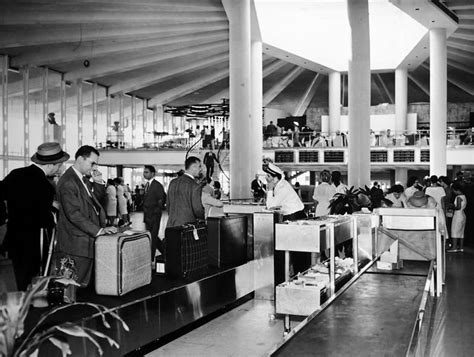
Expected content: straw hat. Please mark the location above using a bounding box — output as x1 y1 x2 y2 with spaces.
31 142 70 165
407 191 428 208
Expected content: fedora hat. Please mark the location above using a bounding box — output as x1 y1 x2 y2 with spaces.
31 142 70 165
407 190 428 208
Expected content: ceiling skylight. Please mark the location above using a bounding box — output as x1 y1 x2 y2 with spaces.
254 0 428 72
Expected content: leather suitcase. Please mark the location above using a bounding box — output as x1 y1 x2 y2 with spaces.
207 215 247 268
95 231 152 296
165 223 208 279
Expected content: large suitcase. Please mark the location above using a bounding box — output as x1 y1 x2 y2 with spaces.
207 215 247 268
165 223 208 279
95 231 152 296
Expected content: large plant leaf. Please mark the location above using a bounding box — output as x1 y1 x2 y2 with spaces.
48 337 72 357
83 328 119 349
54 326 103 355
107 311 130 332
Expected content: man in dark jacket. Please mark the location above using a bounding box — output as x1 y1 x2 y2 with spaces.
166 156 204 227
203 150 218 180
55 145 117 287
143 165 166 257
1 142 69 290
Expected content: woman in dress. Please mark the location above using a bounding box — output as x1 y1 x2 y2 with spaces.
313 170 336 217
105 179 117 226
385 184 407 208
449 182 467 253
115 177 130 227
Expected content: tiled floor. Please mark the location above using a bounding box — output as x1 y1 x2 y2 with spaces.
147 299 285 357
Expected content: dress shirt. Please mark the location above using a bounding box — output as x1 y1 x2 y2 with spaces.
266 179 304 215
332 183 348 195
32 162 48 176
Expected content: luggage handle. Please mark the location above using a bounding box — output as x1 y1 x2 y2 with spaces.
184 224 200 241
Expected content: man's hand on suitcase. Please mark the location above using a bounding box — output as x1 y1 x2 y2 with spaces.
102 226 118 235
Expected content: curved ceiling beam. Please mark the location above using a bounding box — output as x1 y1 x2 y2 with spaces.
459 19 474 28
0 21 228 48
6 0 222 11
0 7 226 25
374 74 394 104
447 37 474 51
450 28 474 41
263 66 305 106
148 68 229 107
12 30 228 67
109 52 229 95
407 72 429 97
447 45 472 60
64 40 228 81
456 9 474 20
420 62 474 95
446 1 474 11
201 59 288 103
293 73 323 116
447 58 474 75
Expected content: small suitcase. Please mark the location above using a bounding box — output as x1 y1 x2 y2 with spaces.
165 223 208 279
207 215 247 268
95 231 152 296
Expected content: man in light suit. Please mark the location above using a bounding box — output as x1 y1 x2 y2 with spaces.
166 156 204 227
1 142 69 290
143 165 166 257
55 145 117 287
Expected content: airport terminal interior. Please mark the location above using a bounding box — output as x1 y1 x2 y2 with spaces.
1 0 474 356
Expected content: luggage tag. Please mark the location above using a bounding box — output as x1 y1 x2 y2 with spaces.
191 225 200 241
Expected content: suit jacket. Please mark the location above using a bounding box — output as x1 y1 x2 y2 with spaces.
166 174 204 227
143 179 166 226
56 167 106 259
1 165 55 253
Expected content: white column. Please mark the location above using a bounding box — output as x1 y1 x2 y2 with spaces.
394 167 408 186
42 67 49 142
347 0 371 188
430 28 447 176
92 83 98 146
250 39 263 179
222 0 252 199
329 71 341 133
395 67 408 133
2 56 9 177
22 67 29 164
77 80 83 148
60 78 67 150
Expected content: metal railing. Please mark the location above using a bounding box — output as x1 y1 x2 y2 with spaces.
96 128 474 152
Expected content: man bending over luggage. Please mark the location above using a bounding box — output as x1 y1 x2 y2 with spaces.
55 145 117 287
166 156 205 227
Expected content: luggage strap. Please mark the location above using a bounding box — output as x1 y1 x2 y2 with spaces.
184 224 200 241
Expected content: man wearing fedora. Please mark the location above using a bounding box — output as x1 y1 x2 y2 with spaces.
0 142 69 290
55 145 117 287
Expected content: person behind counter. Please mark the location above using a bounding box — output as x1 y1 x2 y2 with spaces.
263 163 306 221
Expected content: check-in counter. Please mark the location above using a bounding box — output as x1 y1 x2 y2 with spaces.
223 203 284 300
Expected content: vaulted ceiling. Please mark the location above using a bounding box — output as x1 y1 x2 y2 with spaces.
0 0 473 114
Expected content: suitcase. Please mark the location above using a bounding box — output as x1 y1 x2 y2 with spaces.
165 223 208 279
95 231 152 296
207 215 247 268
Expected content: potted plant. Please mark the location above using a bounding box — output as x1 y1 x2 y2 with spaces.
0 277 129 357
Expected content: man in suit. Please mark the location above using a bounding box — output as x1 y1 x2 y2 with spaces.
55 145 117 287
1 142 69 290
143 165 166 257
166 156 204 227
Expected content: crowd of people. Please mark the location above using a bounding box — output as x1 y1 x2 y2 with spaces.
0 143 227 291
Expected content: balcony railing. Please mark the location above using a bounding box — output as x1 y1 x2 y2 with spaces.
97 128 474 152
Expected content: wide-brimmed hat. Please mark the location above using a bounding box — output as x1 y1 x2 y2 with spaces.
407 191 428 208
31 142 70 164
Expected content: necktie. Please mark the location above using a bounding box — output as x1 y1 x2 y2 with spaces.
144 181 150 193
83 176 101 215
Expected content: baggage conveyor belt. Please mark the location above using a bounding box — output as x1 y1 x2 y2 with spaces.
271 260 431 356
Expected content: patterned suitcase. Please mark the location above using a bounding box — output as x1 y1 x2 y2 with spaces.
165 223 208 279
95 231 152 296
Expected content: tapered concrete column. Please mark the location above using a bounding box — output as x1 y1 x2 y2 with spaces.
430 28 447 176
329 71 341 133
347 0 371 188
222 0 252 199
250 39 263 179
395 67 408 133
